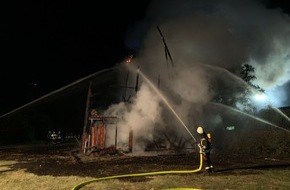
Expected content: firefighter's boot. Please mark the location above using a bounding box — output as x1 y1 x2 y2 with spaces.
210 165 214 173
205 166 212 173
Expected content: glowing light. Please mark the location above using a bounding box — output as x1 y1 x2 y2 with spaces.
125 55 133 64
254 93 267 101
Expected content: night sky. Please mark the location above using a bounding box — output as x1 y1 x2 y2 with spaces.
1 0 290 115
0 1 151 114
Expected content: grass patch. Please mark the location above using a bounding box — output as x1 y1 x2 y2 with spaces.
1 166 288 190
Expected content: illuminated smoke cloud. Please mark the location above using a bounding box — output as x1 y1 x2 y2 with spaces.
128 0 290 107
105 84 163 152
106 0 290 152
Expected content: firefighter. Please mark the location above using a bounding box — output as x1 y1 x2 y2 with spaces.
51 131 58 144
197 126 214 173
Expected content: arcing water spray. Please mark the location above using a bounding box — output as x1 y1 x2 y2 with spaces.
136 67 197 142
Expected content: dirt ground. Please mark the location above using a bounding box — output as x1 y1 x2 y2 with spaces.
0 142 290 179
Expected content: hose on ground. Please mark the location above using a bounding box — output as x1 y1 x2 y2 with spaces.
71 153 203 190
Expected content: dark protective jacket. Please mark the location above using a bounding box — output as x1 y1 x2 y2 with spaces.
200 133 211 153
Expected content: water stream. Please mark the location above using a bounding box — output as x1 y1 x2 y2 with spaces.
136 68 197 142
203 63 290 124
269 105 290 123
211 102 290 133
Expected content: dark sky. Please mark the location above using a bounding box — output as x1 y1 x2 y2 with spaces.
0 0 290 115
0 1 151 114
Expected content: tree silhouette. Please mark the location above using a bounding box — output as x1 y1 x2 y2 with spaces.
240 64 264 93
238 64 264 113
212 64 264 113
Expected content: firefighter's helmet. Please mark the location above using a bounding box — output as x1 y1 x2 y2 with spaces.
197 126 204 134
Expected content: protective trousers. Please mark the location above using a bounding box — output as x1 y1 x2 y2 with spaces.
203 152 214 173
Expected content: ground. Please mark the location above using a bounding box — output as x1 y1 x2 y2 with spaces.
0 141 290 179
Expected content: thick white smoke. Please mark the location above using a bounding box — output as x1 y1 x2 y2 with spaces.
134 0 290 107
105 83 164 152
105 0 290 153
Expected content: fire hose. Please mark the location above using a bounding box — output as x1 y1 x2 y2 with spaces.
71 153 203 190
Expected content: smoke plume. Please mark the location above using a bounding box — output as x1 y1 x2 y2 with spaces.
106 0 290 153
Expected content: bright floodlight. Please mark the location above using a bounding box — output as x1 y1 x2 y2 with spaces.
254 93 267 101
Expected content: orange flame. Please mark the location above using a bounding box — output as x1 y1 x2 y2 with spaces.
125 55 133 64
